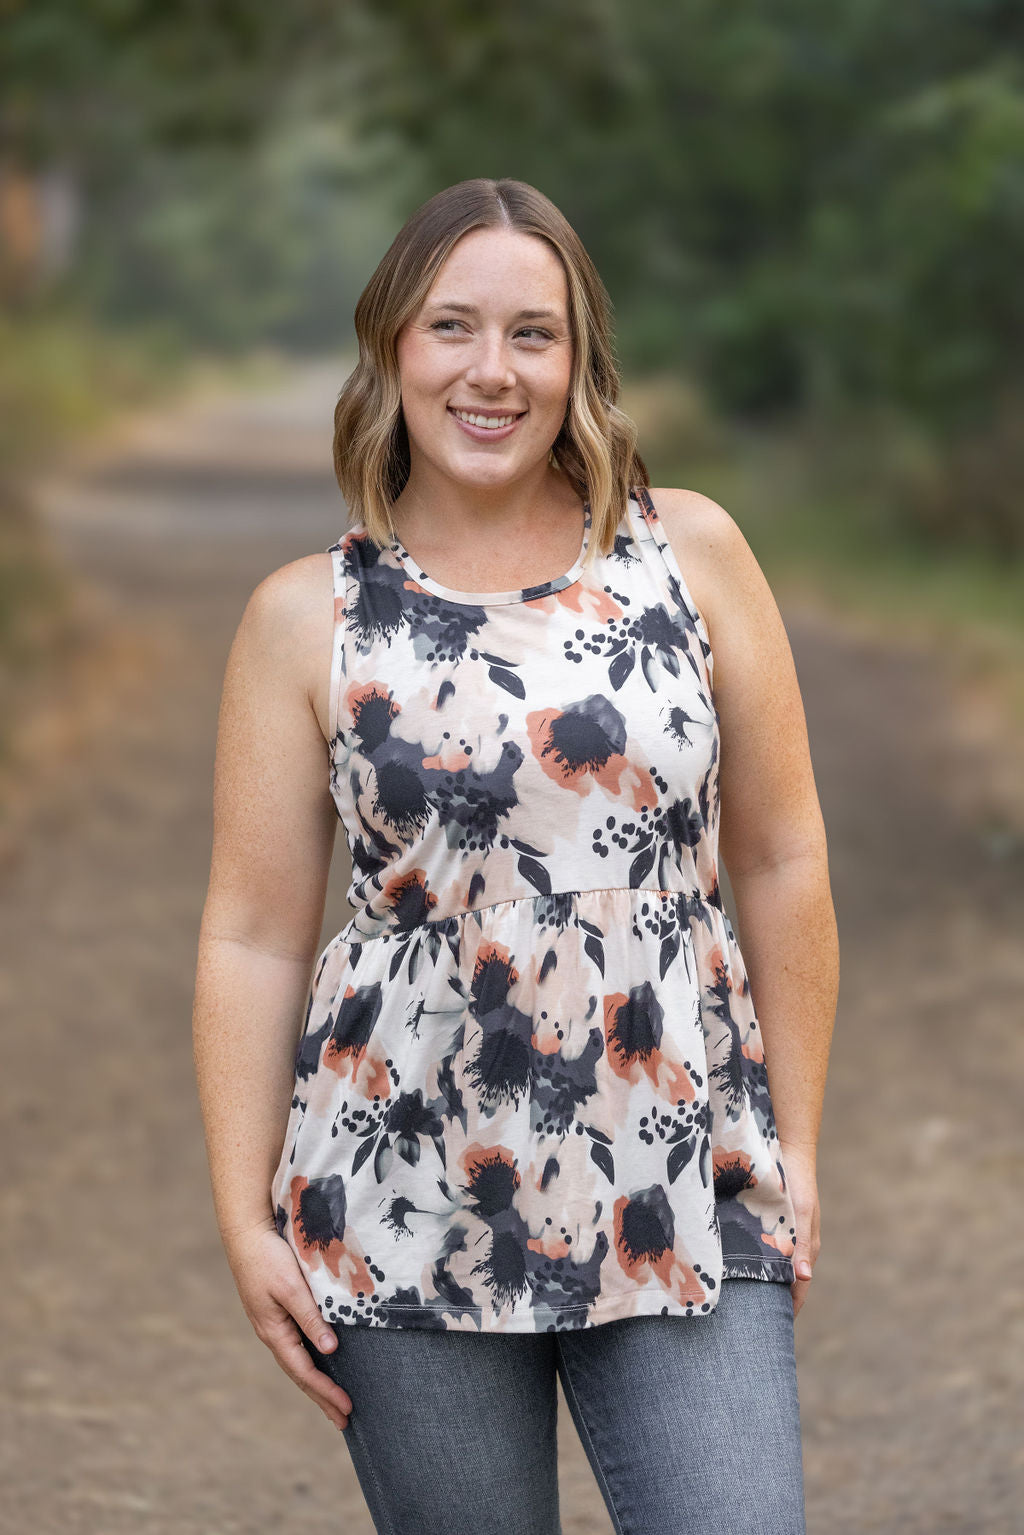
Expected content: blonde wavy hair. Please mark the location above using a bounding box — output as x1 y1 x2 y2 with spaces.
333 177 649 563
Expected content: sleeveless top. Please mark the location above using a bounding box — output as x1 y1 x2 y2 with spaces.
270 486 797 1333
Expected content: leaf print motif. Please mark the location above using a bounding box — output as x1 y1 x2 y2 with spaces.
509 835 546 858
699 1131 713 1188
488 666 526 699
657 841 677 891
640 644 660 692
437 1055 466 1126
374 1134 393 1182
418 927 439 966
407 942 423 985
590 1139 615 1182
697 764 713 828
518 853 551 894
351 1133 377 1177
608 647 636 691
584 932 604 976
629 845 656 885
667 1134 697 1185
659 931 680 980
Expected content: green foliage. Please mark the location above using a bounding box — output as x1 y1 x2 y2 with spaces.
342 0 1024 550
78 124 389 350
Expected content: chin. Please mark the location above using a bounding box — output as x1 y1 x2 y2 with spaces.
444 458 526 486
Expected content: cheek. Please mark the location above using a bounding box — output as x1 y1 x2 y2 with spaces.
538 346 573 399
537 364 572 417
396 333 442 396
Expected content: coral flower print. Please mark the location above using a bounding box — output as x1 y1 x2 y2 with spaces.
270 488 797 1332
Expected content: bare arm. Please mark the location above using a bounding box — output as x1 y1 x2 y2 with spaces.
192 551 354 1426
653 487 839 1312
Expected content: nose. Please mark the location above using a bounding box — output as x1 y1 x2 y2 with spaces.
463 330 517 395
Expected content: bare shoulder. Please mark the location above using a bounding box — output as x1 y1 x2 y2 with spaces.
230 550 336 739
646 486 776 656
243 550 333 629
645 485 750 575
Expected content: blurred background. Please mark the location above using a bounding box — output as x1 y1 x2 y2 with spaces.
1 4 1022 1532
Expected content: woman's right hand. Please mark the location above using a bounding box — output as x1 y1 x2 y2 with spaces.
225 1217 353 1431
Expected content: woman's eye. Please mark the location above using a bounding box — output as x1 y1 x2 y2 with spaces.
428 319 553 341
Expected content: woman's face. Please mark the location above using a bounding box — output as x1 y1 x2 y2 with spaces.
395 226 574 497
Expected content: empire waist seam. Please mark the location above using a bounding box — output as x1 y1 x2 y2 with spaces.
337 882 725 947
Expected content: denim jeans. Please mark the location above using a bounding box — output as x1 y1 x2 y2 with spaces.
300 1277 806 1534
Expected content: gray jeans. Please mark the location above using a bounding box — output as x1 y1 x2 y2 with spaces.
301 1276 806 1534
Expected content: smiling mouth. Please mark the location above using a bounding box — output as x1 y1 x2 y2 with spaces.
448 406 526 429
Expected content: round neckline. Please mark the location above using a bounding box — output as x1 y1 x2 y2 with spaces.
388 501 592 607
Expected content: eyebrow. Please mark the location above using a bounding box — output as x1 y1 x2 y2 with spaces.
424 301 564 322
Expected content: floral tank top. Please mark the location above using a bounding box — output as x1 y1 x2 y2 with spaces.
270 485 797 1333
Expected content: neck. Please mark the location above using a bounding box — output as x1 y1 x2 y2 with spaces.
391 462 571 545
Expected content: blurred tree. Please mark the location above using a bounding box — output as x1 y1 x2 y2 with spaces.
341 0 1024 547
346 0 1024 427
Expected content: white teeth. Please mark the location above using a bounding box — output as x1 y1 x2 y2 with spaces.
451 408 520 428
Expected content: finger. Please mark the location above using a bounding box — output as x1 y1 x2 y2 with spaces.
790 1226 814 1320
793 1233 814 1285
291 1341 355 1426
790 1273 811 1319
282 1298 353 1410
290 1296 339 1357
270 1320 355 1419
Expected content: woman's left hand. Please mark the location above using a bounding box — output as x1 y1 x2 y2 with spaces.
780 1141 820 1319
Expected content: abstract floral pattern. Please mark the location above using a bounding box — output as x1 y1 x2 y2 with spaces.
271 487 796 1332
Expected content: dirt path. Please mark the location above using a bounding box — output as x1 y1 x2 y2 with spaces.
3 361 1022 1534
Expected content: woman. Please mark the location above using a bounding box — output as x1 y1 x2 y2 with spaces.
193 177 838 1535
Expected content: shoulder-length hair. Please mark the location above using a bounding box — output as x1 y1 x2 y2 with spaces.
333 177 648 562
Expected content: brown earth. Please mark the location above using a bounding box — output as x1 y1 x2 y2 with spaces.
2 361 1022 1534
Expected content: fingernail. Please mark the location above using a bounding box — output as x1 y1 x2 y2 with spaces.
798 1262 812 1279
319 1332 336 1349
